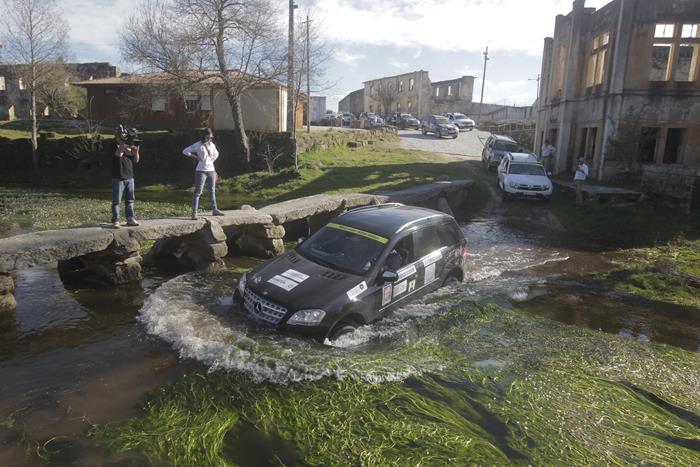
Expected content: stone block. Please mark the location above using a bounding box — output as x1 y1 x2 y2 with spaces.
246 223 286 239
0 274 13 294
0 293 16 313
238 235 285 258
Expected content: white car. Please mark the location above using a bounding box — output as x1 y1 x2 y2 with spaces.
444 112 475 131
497 153 553 201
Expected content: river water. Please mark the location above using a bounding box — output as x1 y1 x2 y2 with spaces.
1 201 698 465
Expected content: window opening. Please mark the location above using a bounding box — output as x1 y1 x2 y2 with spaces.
639 127 659 163
675 44 699 81
0 76 5 91
655 24 675 39
681 24 698 38
649 44 672 81
409 78 414 91
663 128 686 164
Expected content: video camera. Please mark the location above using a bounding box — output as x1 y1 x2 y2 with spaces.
117 124 142 146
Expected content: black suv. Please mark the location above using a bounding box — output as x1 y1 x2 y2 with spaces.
235 204 467 341
421 115 458 138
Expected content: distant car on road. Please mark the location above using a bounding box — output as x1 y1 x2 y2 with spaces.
497 152 553 201
234 204 468 342
421 115 458 139
397 114 420 130
482 134 520 170
341 112 352 126
443 113 475 131
360 112 384 126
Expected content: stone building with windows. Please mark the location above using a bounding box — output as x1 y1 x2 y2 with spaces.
535 0 700 187
356 70 475 118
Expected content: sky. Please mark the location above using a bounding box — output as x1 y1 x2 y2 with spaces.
60 0 613 111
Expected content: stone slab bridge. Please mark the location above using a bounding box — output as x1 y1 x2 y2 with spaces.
0 180 472 312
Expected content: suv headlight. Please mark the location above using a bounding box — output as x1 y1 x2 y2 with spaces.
238 273 247 295
287 309 326 326
509 182 518 188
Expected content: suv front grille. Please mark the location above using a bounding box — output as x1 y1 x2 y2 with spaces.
243 288 288 325
515 184 547 191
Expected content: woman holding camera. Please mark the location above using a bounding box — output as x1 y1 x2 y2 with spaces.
183 129 224 219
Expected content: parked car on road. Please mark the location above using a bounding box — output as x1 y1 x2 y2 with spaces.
234 204 468 342
421 115 458 139
397 114 420 130
360 112 384 126
321 110 339 126
341 112 352 126
497 153 553 201
481 134 520 169
444 113 475 131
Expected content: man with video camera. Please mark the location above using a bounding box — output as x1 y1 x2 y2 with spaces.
111 124 141 228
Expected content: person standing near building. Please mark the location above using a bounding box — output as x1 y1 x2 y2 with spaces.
541 139 556 173
573 157 589 207
111 125 140 228
183 129 224 219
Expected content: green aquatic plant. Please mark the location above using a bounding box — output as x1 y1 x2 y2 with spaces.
92 304 700 466
603 240 700 308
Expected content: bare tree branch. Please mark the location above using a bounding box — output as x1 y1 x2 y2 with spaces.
1 0 71 169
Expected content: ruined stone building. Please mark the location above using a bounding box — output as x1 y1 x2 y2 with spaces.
535 0 700 188
339 71 475 118
0 62 116 120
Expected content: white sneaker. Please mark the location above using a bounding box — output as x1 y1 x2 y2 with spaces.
111 221 120 228
126 218 140 226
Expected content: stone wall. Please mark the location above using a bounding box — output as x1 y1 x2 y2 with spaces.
641 165 700 210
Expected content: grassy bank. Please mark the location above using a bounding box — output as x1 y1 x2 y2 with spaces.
0 143 461 236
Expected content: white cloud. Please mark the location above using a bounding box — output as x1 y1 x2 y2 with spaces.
389 59 409 70
313 0 616 55
334 49 367 67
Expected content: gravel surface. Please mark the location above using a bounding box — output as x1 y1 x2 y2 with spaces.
398 128 489 159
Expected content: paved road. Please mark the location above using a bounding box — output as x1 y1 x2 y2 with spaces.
398 128 489 159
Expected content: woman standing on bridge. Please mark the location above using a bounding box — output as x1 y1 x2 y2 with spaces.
183 129 225 219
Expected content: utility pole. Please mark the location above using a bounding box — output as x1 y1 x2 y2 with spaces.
477 46 489 124
287 0 298 134
528 74 541 108
303 15 311 133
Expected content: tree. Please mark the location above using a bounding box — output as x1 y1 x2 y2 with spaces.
35 64 86 118
122 0 286 168
1 0 70 169
375 80 398 119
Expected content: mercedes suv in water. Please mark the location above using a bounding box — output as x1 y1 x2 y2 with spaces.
235 204 468 342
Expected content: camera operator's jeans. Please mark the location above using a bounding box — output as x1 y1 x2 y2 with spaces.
192 171 218 216
112 178 135 222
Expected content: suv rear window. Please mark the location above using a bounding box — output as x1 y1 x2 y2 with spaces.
437 221 463 246
494 141 519 151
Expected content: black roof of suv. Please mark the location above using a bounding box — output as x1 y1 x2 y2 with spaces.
336 204 450 238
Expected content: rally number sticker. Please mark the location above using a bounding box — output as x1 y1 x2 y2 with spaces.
382 284 393 306
346 281 367 300
268 275 299 291
281 269 309 283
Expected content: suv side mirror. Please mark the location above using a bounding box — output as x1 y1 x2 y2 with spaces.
297 237 306 246
380 270 399 283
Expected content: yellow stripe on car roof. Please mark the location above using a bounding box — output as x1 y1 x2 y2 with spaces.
327 223 388 244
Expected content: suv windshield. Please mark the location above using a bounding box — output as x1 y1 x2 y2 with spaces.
297 224 386 275
453 113 467 119
494 141 519 152
435 116 450 124
509 163 546 176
